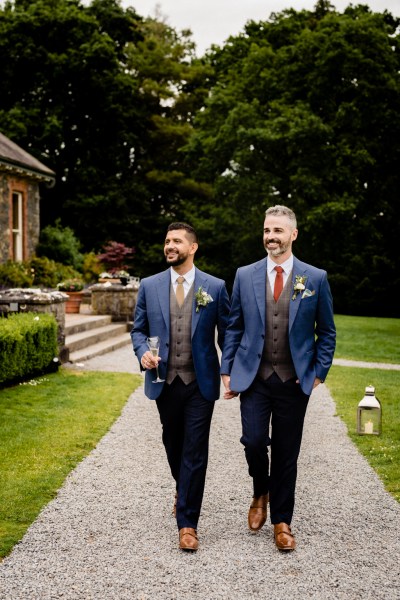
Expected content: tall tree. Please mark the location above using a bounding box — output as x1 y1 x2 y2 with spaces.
0 0 144 250
183 2 400 315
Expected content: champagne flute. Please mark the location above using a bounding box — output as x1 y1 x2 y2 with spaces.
147 336 165 383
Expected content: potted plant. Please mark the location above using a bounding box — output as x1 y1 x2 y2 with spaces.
57 278 84 313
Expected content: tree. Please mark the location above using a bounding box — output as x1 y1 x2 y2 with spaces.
183 2 400 315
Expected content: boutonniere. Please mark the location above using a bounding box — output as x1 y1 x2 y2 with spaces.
292 275 307 300
194 286 213 312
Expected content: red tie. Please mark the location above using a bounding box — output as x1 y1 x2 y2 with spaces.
274 266 284 302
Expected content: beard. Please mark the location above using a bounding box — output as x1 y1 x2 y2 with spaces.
264 238 291 257
165 252 188 266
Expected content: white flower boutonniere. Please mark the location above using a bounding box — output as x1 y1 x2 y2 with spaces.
292 275 307 300
195 286 213 312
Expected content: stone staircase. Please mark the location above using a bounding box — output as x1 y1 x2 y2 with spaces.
64 314 132 363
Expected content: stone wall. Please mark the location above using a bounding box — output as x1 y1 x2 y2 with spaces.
90 284 138 322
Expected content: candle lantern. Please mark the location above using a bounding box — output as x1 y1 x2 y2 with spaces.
357 385 382 435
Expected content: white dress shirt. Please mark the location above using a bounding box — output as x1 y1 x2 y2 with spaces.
170 265 195 299
267 255 294 293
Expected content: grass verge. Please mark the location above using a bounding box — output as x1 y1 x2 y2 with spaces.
326 366 399 503
0 368 142 558
334 314 400 363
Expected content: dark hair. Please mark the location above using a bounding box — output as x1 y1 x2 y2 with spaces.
167 222 198 243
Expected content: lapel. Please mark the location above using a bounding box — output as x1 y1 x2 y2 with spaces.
289 256 308 332
251 258 267 327
156 269 171 330
192 268 208 336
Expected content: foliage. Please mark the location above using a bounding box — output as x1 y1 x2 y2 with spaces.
0 0 210 277
327 366 399 503
96 241 135 274
0 369 141 557
0 260 33 288
0 1 399 314
36 219 84 270
0 313 58 385
182 2 400 315
81 251 103 283
56 278 84 292
0 258 80 289
29 256 80 288
334 314 400 363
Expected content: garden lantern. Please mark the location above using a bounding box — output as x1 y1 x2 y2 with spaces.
357 385 382 435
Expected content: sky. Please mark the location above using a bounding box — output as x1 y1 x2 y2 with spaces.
120 0 400 55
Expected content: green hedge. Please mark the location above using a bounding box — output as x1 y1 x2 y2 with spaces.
0 313 58 385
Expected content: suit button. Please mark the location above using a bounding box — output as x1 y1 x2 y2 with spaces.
258 354 261 358
177 354 180 357
261 334 265 339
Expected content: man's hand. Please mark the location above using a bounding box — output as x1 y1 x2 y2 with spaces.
222 374 239 399
313 377 323 389
141 351 161 370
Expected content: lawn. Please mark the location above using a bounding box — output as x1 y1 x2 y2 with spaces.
326 366 399 503
0 368 141 558
334 314 400 363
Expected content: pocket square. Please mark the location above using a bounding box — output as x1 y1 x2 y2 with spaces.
302 289 315 299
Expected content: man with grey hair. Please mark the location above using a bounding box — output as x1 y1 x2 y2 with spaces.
221 205 336 551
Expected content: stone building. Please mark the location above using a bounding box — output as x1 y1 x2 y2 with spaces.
0 132 55 263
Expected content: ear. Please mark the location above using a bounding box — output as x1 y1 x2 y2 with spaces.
190 242 199 256
291 228 298 242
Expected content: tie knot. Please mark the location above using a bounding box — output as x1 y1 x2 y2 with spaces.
177 276 185 284
274 266 284 274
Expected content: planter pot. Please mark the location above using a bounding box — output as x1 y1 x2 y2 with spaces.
65 291 83 314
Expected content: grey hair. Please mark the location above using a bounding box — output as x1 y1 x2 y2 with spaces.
264 205 297 229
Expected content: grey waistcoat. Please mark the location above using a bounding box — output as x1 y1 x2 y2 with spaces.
257 270 296 382
166 284 196 385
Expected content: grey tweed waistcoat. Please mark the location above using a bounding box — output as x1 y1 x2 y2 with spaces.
166 284 196 385
257 269 296 382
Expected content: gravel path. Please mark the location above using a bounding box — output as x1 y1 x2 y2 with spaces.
0 348 399 600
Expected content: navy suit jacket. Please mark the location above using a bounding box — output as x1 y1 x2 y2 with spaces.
220 256 336 396
131 267 230 401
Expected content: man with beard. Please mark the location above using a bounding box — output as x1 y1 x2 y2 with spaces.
221 205 335 551
131 222 230 551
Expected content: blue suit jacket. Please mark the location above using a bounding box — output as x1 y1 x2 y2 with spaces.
131 267 230 401
220 256 336 396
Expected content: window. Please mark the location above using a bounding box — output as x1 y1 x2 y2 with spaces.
11 191 23 261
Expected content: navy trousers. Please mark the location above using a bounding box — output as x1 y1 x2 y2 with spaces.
156 376 214 530
240 372 309 525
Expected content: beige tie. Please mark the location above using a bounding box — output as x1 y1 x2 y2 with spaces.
176 276 185 306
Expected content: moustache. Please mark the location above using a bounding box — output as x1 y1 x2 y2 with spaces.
265 239 281 245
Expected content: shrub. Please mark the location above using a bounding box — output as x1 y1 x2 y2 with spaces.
30 257 80 288
0 261 33 289
0 313 58 386
36 219 84 270
96 241 135 275
81 252 103 283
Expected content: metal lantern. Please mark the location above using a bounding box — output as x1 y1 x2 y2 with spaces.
357 385 382 435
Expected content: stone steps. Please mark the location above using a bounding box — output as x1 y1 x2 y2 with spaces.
64 314 132 363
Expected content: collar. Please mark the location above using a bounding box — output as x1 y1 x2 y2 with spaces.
267 254 293 275
170 265 195 285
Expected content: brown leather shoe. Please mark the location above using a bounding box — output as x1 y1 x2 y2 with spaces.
179 527 199 551
274 522 296 551
248 494 269 531
172 492 178 517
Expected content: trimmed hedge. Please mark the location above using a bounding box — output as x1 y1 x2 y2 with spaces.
0 313 58 385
